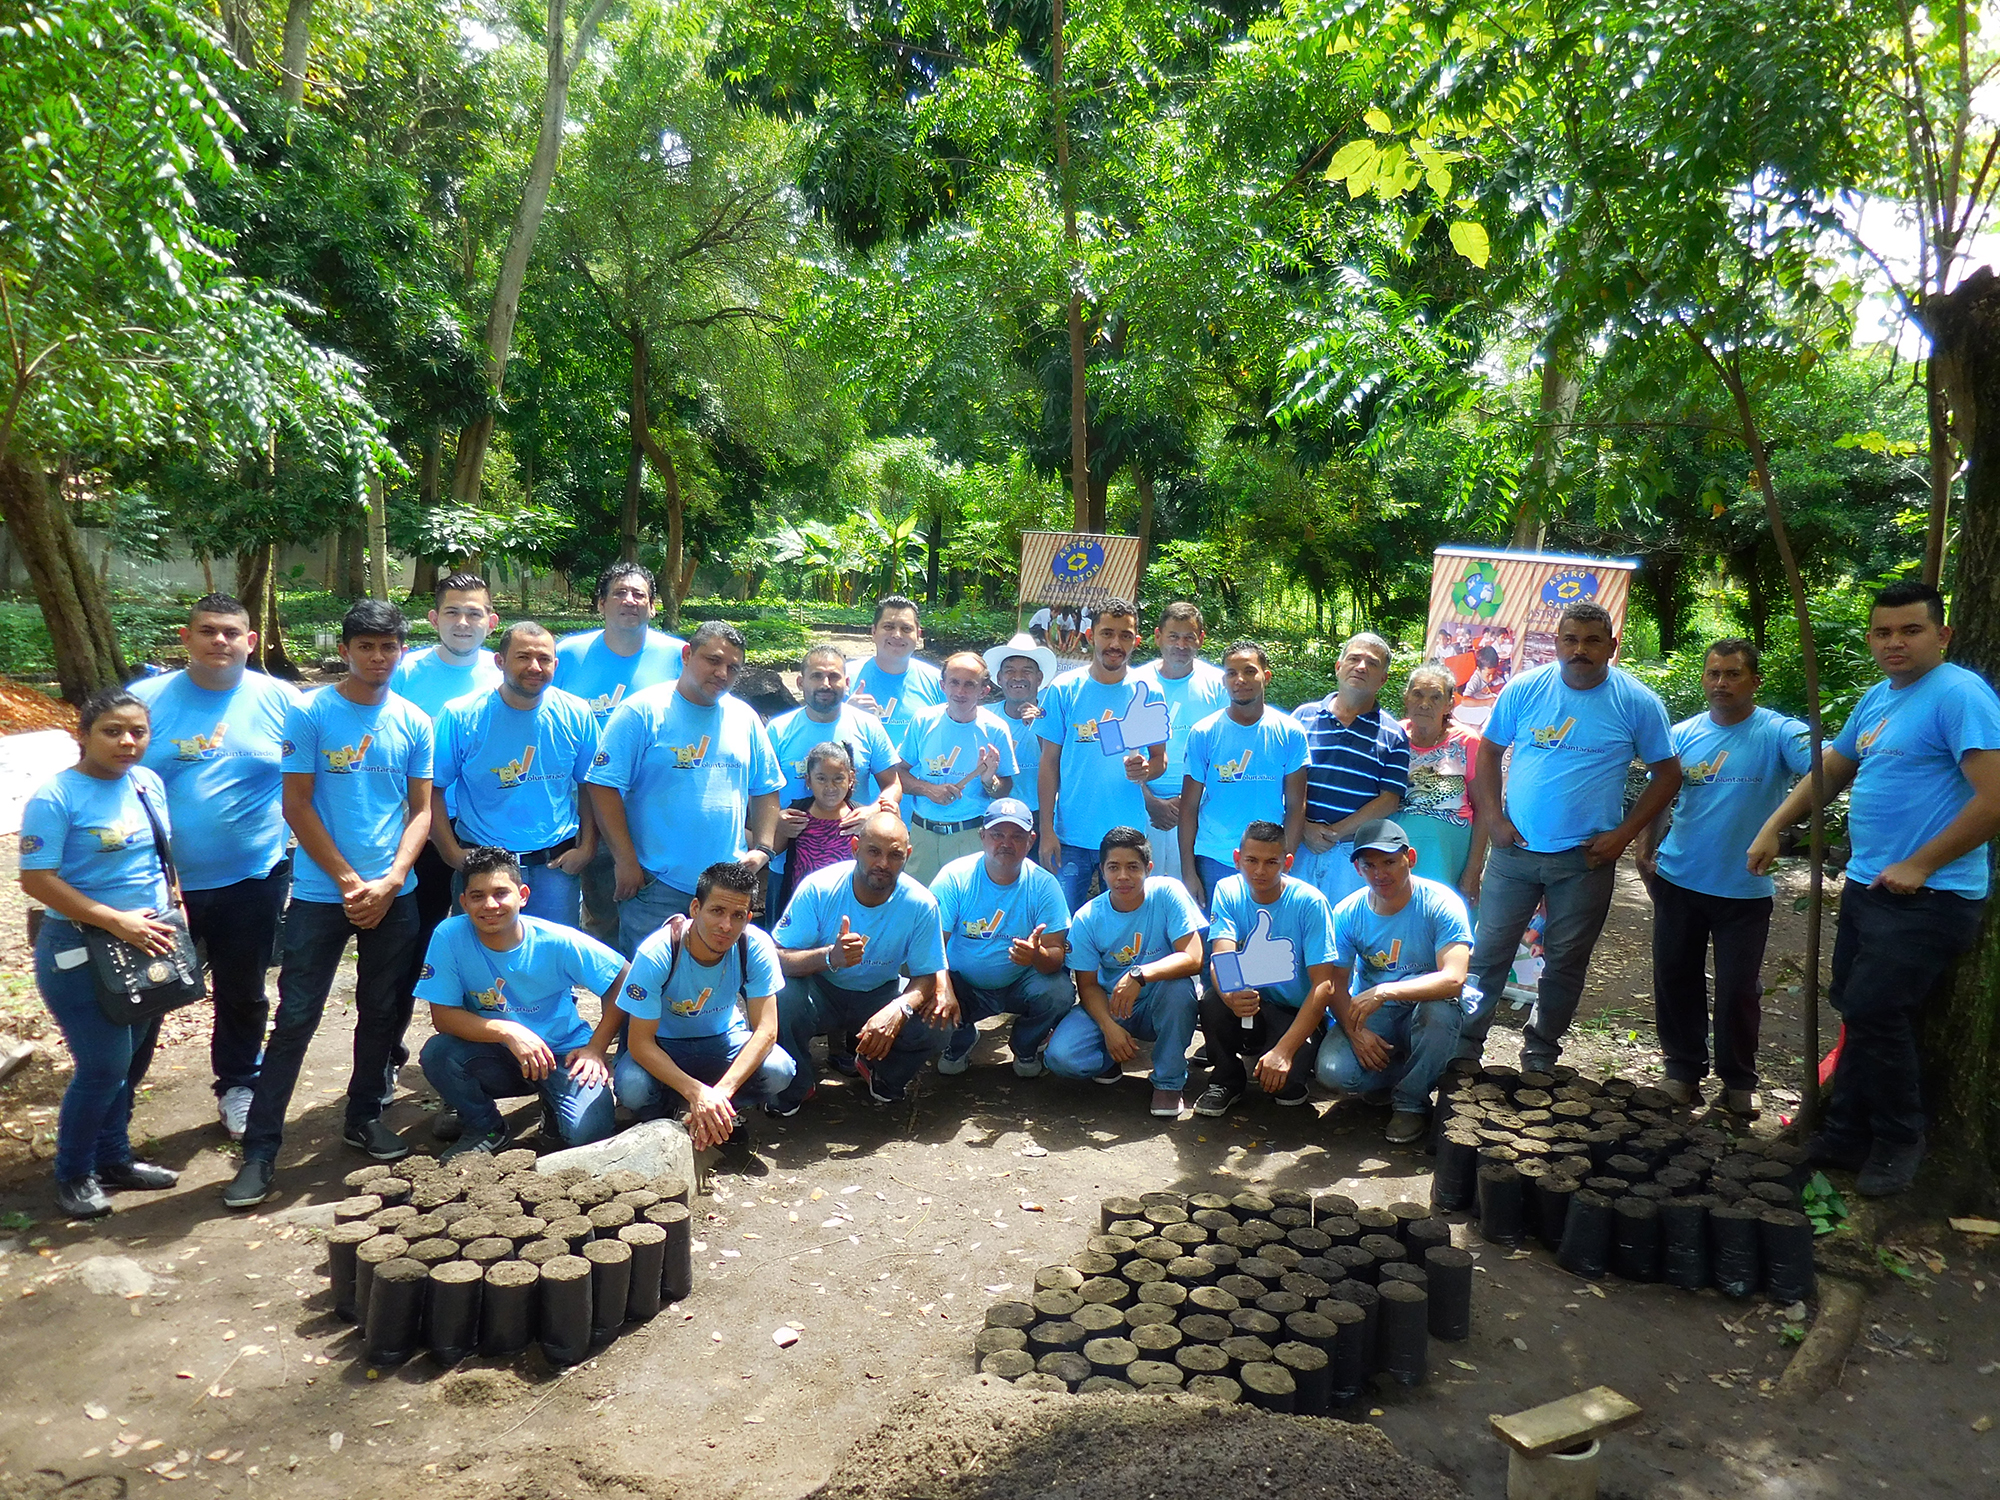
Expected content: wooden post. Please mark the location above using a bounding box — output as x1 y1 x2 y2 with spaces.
367 470 390 601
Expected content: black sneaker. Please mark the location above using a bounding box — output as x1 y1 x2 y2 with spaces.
1856 1139 1924 1197
854 1056 905 1105
1275 1072 1311 1107
764 1087 813 1120
342 1118 410 1161
440 1128 509 1164
221 1158 275 1210
56 1175 112 1219
99 1160 179 1190
1193 1084 1242 1118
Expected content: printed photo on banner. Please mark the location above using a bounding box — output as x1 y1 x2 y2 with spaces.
1016 531 1143 661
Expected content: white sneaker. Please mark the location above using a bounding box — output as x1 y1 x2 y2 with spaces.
218 1086 253 1140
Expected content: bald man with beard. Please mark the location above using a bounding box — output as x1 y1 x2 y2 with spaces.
767 812 957 1111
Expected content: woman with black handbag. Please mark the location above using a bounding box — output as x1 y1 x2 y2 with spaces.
19 687 192 1219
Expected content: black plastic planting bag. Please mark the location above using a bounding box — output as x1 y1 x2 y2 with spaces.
1659 1197 1711 1291
1708 1204 1762 1298
1759 1209 1816 1304
1556 1189 1614 1279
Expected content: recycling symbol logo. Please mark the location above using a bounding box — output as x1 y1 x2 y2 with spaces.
1452 562 1503 619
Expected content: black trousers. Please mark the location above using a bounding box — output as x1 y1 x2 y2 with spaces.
1197 988 1312 1093
1650 875 1772 1092
1823 880 1986 1149
183 862 289 1097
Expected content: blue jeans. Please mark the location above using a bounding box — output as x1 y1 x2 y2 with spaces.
612 1034 796 1115
1291 842 1366 911
35 918 162 1181
774 973 943 1107
580 845 621 947
1044 977 1200 1090
451 861 580 927
1053 843 1102 915
184 862 287 1096
1193 855 1235 913
617 876 696 958
1461 842 1617 1070
944 968 1077 1062
242 895 422 1164
1317 997 1463 1112
418 1031 614 1144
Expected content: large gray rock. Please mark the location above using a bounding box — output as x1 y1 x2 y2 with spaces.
535 1119 694 1184
77 1256 155 1296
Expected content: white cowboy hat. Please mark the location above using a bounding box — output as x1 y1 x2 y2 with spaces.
984 631 1058 683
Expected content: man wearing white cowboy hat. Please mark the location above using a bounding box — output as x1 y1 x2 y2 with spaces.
984 632 1059 862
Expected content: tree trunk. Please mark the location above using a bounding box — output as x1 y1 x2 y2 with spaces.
260 544 300 678
448 0 616 506
0 457 126 700
410 426 441 602
1051 0 1090 532
216 0 257 67
1515 345 1579 548
1134 464 1157 598
925 512 941 605
367 471 390 600
635 426 684 629
1924 355 1955 587
341 524 366 598
234 545 270 669
278 0 313 106
1916 264 2000 1198
624 328 649 566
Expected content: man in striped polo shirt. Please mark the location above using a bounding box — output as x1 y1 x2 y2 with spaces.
1291 633 1410 911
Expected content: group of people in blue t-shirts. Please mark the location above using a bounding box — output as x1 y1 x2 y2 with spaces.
19 569 1999 1221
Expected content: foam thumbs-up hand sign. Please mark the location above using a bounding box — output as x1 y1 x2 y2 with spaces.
1231 908 1299 990
1097 684 1171 757
831 914 869 971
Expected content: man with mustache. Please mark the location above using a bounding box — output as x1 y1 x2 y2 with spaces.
1459 601 1680 1072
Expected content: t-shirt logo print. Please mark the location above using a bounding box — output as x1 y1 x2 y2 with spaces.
1529 717 1577 749
1215 748 1255 783
671 734 712 769
1111 930 1145 966
1684 749 1729 785
492 746 536 788
589 683 627 716
1856 717 1889 752
173 720 228 761
668 985 714 1017
88 816 146 851
323 734 374 773
924 745 962 777
960 908 1007 938
1076 711 1115 744
1366 938 1404 970
471 977 509 1012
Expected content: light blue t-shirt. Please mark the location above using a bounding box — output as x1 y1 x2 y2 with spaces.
1331 876 1478 1012
765 705 904 873
1183 706 1310 863
20 766 171 912
280 687 435 904
901 704 1019 825
1068 876 1207 989
1833 661 2000 898
1206 873 1335 1008
622 922 783 1044
1037 671 1163 851
771 862 948 992
1656 708 1812 900
131 669 294 890
585 686 784 892
850 655 945 751
1134 659 1229 797
1482 663 1675 853
389 645 502 722
434 686 599 853
930 852 1071 988
414 914 623 1053
553 628 686 727
995 706 1045 813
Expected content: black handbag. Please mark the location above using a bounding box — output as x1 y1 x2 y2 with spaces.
82 781 207 1026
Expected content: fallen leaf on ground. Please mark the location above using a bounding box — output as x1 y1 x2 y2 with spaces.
1950 1217 2000 1236
84 1404 107 1421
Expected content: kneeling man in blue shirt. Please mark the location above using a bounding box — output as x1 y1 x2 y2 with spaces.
416 847 627 1160
1316 820 1478 1143
613 860 795 1158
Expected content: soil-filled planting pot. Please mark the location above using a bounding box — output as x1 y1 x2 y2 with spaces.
1709 1204 1763 1298
1274 1340 1331 1416
1376 1280 1429 1387
583 1239 632 1344
537 1255 594 1367
479 1261 540 1356
652 1202 694 1303
352 1234 410 1337
620 1223 667 1322
424 1260 484 1367
364 1257 427 1367
1555 1190 1614 1280
325 1222 377 1323
1423 1246 1473 1341
1759 1209 1816 1304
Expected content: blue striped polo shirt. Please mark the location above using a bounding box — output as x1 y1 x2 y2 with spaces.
1293 697 1409 824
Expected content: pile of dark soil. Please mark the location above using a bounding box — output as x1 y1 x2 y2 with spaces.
810 1377 1463 1500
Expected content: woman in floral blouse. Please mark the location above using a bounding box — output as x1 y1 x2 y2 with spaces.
1400 663 1487 910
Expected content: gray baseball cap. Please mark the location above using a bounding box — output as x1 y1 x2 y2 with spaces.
1349 818 1413 859
982 798 1035 832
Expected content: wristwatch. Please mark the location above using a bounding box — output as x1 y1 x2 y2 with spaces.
750 843 777 860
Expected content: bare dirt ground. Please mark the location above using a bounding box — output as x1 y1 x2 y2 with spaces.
3 835 1998 1498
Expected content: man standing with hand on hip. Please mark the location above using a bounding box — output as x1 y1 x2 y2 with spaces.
1037 599 1169 913
1637 638 1810 1117
223 600 434 1208
1748 580 2000 1195
132 593 297 1140
1459 602 1680 1072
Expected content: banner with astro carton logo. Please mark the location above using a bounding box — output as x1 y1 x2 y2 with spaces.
1424 546 1638 733
1017 531 1144 659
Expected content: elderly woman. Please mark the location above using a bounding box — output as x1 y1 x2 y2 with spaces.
1400 663 1487 909
19 688 185 1219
